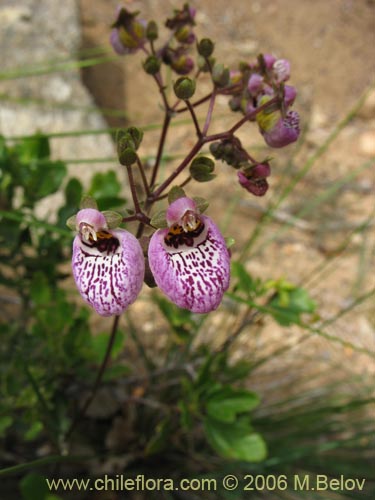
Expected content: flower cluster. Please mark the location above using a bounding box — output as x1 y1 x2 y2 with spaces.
68 3 301 317
227 54 300 148
69 197 229 316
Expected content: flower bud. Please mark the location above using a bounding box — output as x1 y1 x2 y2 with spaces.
238 161 271 196
173 77 196 100
272 58 291 83
146 20 158 41
197 55 216 73
247 73 264 95
212 64 230 88
175 26 195 44
171 54 194 75
197 38 214 57
189 156 215 182
143 55 161 75
118 146 137 166
110 8 146 55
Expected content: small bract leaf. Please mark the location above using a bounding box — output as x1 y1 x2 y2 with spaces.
192 196 209 213
102 211 122 229
168 186 186 204
150 209 168 229
66 215 77 230
225 236 235 248
80 195 98 209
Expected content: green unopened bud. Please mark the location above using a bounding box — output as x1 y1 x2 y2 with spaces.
197 38 214 57
173 77 196 100
146 20 158 41
118 146 137 166
197 55 215 73
143 55 161 75
175 26 195 44
209 142 222 159
212 63 230 88
190 156 216 182
127 126 143 150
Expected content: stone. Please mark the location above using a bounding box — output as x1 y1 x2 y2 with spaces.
0 0 118 221
358 130 375 157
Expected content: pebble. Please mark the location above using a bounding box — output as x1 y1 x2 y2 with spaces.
358 130 375 156
358 89 375 120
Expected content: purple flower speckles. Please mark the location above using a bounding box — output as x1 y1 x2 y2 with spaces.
71 208 144 316
148 197 230 313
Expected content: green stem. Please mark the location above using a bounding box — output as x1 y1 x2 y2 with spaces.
65 315 120 439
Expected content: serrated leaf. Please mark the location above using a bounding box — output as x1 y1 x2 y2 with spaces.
206 386 260 423
150 209 168 229
204 416 267 462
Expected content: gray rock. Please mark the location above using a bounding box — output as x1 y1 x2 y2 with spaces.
0 0 119 220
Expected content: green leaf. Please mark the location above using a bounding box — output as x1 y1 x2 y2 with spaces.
269 286 316 326
204 417 267 462
0 416 12 437
16 134 50 162
90 330 126 364
232 262 258 295
206 386 260 423
20 472 50 500
30 272 51 306
145 418 171 455
23 160 67 203
24 421 43 441
64 178 83 206
89 170 121 199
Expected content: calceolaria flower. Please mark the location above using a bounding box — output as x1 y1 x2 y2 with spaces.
238 162 271 196
110 8 147 55
256 96 300 148
68 207 145 316
148 197 230 313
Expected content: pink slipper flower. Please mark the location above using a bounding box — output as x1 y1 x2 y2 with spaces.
148 197 230 313
69 208 144 316
261 110 300 148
